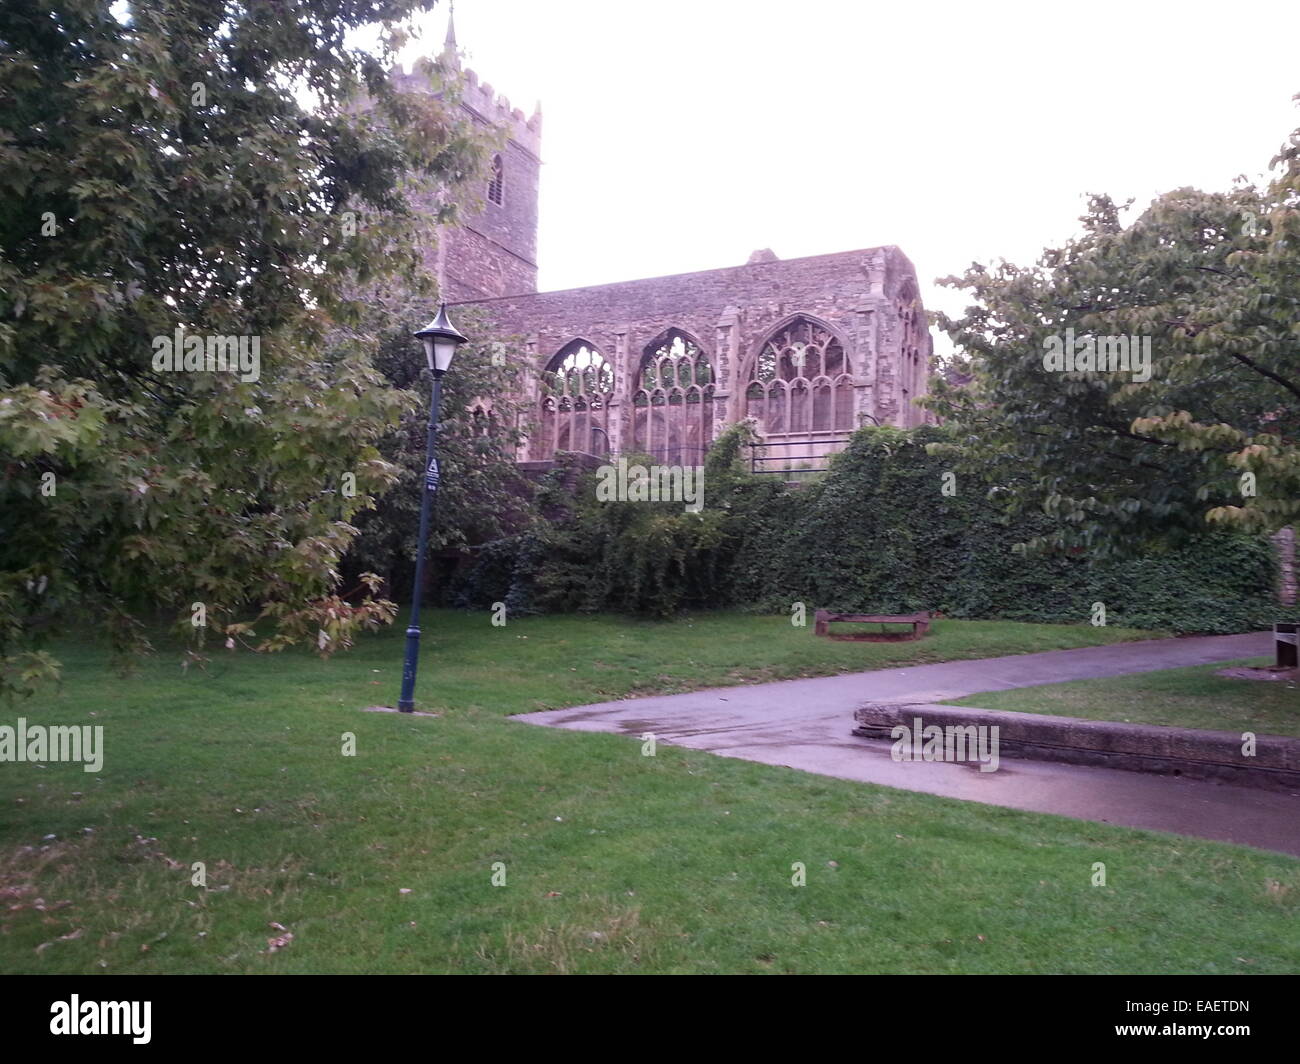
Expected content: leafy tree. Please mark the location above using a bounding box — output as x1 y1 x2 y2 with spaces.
339 297 538 600
453 433 749 619
0 0 486 697
927 110 1300 554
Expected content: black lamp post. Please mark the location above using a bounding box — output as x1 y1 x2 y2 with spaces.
398 303 468 712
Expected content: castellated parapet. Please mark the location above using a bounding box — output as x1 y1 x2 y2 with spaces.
386 61 541 159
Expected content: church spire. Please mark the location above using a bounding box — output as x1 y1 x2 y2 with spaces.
439 2 460 69
444 3 457 52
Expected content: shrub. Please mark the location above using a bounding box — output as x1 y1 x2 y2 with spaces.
451 424 1278 632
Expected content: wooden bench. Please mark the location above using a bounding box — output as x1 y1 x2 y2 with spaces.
813 610 933 642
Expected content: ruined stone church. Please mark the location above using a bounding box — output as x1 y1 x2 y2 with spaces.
405 18 934 472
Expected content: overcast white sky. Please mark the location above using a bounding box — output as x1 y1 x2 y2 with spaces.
399 0 1300 350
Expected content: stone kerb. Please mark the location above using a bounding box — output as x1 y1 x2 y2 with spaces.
852 702 1300 792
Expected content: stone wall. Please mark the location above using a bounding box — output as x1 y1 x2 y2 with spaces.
456 245 934 462
1274 526 1296 606
440 216 538 304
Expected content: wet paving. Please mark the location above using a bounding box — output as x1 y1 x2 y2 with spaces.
512 632 1300 857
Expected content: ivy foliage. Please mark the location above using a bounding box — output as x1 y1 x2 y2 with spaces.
455 425 1277 633
453 451 733 619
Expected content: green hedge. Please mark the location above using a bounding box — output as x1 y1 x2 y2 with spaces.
452 425 1278 633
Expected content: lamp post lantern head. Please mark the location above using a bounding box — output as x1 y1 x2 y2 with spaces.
414 303 469 377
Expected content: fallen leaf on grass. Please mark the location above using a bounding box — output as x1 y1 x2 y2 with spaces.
265 932 293 953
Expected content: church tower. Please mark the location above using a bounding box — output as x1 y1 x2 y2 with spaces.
430 13 541 302
386 13 541 301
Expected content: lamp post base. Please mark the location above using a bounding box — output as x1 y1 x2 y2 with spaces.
362 704 440 717
398 624 422 712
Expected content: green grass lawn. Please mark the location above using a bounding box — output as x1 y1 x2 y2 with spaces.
1 612 1296 974
951 658 1300 738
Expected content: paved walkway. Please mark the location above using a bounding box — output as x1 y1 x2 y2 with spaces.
513 632 1300 857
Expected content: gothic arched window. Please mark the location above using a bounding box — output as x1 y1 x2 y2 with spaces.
487 154 504 206
745 317 852 435
630 330 715 465
534 340 614 459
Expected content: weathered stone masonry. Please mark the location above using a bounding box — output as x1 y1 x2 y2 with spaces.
1274 527 1296 606
457 246 935 466
429 65 540 303
391 17 541 303
394 18 934 469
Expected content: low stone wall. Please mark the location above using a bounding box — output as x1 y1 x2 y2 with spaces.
852 702 1300 792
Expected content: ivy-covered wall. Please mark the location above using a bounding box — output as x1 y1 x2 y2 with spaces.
451 425 1278 633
